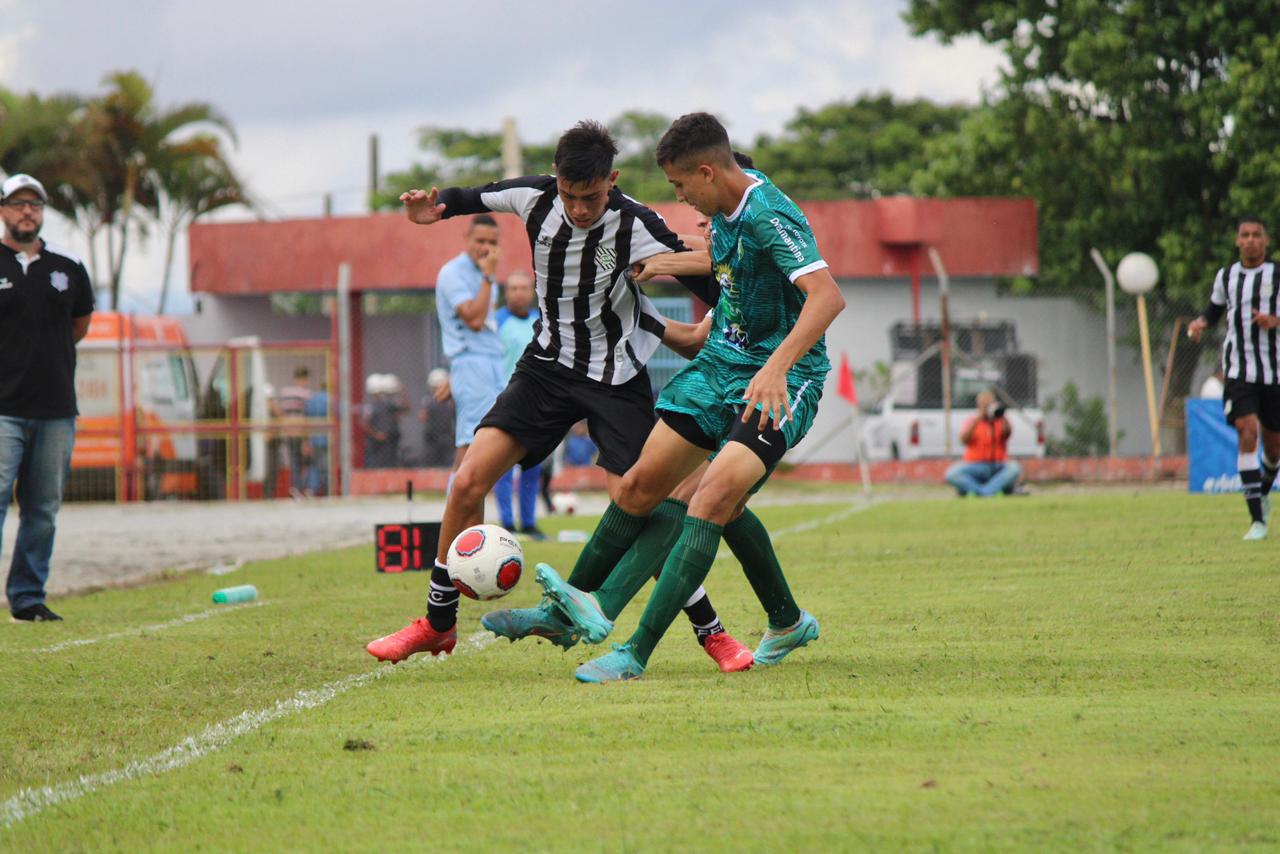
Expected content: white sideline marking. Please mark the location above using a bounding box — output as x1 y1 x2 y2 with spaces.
714 500 875 562
31 602 267 655
1 631 495 828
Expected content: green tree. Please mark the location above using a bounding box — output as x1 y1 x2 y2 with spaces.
752 93 973 199
375 112 675 209
374 126 555 209
905 1 1280 311
3 73 246 310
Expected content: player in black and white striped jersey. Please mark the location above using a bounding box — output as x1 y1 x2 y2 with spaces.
367 121 755 670
1187 215 1280 540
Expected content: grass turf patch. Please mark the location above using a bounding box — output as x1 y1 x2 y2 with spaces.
1 491 1278 850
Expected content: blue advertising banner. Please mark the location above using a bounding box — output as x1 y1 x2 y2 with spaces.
1186 398 1244 493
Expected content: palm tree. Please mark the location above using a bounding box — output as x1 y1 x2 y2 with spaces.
152 137 249 314
77 71 242 309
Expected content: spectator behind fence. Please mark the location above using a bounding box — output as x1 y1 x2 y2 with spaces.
277 365 313 494
434 213 505 478
362 374 405 468
564 420 598 467
493 270 546 539
944 390 1023 498
0 173 95 622
303 379 330 496
419 368 456 467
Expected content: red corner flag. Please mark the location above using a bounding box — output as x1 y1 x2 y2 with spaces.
837 351 858 406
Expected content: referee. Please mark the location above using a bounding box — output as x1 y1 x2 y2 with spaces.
1187 215 1280 540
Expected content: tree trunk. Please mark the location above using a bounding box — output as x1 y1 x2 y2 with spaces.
158 221 180 315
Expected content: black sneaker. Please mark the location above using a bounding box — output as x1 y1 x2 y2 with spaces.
12 603 63 622
519 525 549 542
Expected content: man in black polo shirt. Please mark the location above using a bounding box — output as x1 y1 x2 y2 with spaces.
0 173 95 621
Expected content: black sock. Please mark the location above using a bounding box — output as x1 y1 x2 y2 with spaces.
1262 455 1278 496
1242 467 1263 524
682 592 724 646
427 561 459 631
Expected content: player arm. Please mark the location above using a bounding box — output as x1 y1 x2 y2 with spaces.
741 268 846 429
403 177 550 225
1188 269 1227 340
632 249 711 281
72 314 92 343
660 313 712 360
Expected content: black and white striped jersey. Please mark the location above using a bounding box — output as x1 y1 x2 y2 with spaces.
438 176 708 385
1208 260 1280 383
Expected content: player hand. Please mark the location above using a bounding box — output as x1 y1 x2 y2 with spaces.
479 244 500 278
631 258 658 282
741 359 793 432
433 377 452 403
401 188 446 225
1186 317 1207 341
1252 310 1280 330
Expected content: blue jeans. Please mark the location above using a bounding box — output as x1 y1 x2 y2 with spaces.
495 462 542 530
945 460 1022 497
1 416 76 612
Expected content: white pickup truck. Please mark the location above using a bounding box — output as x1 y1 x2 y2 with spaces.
859 398 1046 461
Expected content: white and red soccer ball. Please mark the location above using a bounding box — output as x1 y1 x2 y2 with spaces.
446 524 523 601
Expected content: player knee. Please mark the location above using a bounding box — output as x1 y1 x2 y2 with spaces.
1237 424 1260 451
615 470 665 515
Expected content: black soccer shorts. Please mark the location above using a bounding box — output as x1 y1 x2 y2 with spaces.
477 353 656 475
1223 376 1280 432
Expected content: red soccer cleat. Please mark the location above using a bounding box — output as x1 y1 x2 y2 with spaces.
366 618 458 663
702 631 754 673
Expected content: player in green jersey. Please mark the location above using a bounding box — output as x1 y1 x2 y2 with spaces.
532 112 846 682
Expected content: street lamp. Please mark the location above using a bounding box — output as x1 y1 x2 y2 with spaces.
1116 252 1161 457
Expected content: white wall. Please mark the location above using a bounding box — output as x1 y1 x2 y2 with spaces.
793 278 1159 464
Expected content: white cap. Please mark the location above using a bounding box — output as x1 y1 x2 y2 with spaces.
427 368 449 389
2 174 48 202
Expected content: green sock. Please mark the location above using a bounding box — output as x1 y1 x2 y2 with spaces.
724 508 801 629
566 501 648 592
629 516 723 664
594 498 687 619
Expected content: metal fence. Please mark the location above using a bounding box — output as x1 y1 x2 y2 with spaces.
68 330 336 502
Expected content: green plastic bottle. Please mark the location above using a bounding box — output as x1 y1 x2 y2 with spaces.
211 584 258 604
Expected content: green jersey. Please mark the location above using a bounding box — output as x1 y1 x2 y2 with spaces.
703 169 830 379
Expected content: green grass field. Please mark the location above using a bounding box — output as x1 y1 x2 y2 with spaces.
2 489 1278 851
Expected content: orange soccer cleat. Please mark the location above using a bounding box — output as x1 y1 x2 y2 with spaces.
702 631 754 673
366 618 457 663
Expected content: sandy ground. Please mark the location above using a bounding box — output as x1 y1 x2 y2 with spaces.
0 494 469 604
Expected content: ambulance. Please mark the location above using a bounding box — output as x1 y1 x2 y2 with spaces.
71 313 200 499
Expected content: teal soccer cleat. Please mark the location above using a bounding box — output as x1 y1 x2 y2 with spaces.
1243 521 1268 541
533 563 613 645
575 644 646 683
481 599 581 650
753 611 821 666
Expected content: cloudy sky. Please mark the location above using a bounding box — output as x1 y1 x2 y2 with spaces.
1 0 1004 312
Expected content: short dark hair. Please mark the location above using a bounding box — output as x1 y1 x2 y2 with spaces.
553 121 618 184
1238 214 1267 231
469 213 498 231
655 112 734 169
293 365 310 380
732 150 755 169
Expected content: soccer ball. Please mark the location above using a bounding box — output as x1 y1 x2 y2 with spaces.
551 490 579 515
446 524 523 601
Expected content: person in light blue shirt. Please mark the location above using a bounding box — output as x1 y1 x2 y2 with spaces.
492 270 546 539
434 214 505 471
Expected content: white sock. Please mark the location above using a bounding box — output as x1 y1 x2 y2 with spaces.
683 585 707 609
1239 451 1260 472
